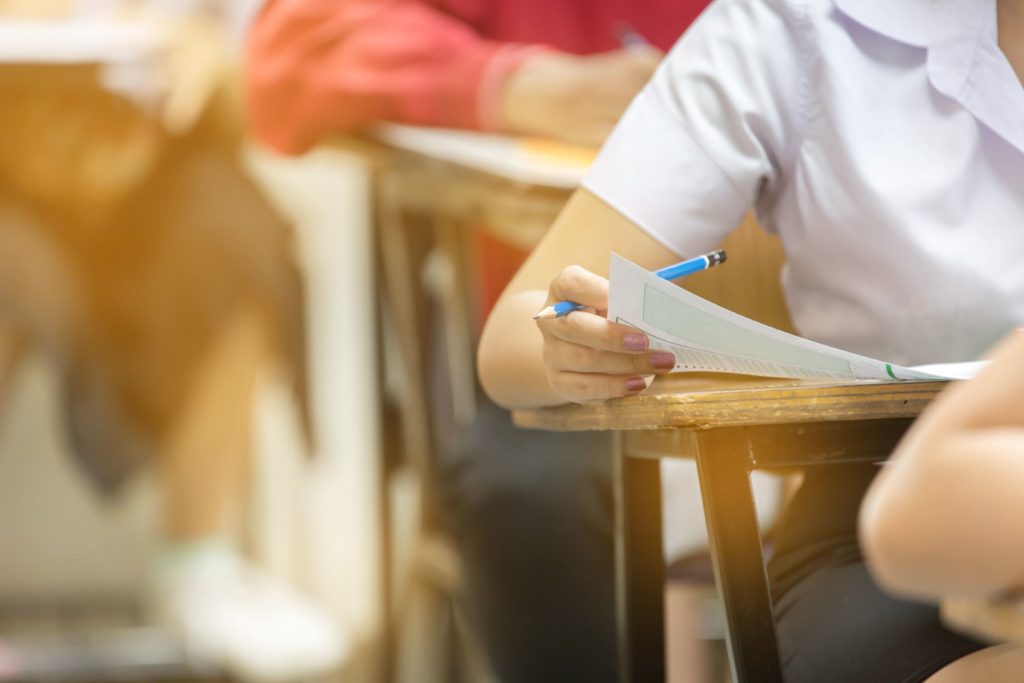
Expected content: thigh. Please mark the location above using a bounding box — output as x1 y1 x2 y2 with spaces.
775 561 984 683
770 464 985 683
926 644 1024 683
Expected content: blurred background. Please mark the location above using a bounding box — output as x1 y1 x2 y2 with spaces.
0 2 380 681
0 1 728 681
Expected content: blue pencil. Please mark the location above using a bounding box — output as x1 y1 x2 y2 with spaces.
614 22 653 52
533 249 728 320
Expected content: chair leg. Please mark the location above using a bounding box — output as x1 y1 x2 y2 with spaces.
616 442 666 683
395 572 454 683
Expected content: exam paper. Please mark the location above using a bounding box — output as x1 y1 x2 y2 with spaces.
0 20 167 65
373 124 590 189
910 361 986 380
607 254 975 382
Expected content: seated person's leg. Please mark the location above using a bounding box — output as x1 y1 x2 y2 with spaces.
0 134 345 679
157 306 265 540
926 644 1024 683
152 305 345 680
770 463 985 683
116 142 344 679
1 65 342 679
440 398 618 683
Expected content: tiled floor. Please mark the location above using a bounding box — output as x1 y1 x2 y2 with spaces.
0 597 225 683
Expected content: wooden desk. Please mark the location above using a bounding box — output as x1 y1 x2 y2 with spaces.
369 130 581 464
362 129 584 683
515 373 947 683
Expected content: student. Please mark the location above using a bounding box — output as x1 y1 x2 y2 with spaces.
247 2 712 680
479 0 1024 679
246 0 707 150
861 331 1024 681
0 7 344 679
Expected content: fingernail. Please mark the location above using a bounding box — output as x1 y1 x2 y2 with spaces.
623 333 648 352
650 352 676 369
626 377 647 392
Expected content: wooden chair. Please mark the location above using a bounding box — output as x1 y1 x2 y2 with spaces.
681 213 792 333
375 164 495 683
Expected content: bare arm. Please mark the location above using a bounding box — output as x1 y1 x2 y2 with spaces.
477 188 680 409
246 0 533 153
861 329 1024 600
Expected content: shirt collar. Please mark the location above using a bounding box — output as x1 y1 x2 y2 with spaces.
832 0 962 48
834 0 1024 154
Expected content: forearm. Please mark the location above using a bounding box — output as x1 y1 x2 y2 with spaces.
245 0 533 153
478 288 563 409
862 330 1024 599
477 189 681 409
863 428 1024 599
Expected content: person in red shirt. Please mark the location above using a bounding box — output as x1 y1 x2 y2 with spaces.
247 0 707 151
246 2 710 680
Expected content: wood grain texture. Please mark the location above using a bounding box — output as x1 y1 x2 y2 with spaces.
383 149 571 251
513 373 947 432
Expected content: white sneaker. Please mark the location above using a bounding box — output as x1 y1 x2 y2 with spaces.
150 541 349 683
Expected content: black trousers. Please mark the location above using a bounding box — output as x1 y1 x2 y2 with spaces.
769 463 985 683
440 408 984 683
439 399 619 683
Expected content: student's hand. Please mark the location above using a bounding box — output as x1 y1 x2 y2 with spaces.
535 265 677 403
499 48 662 148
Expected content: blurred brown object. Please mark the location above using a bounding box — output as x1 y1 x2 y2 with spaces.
0 11 235 229
0 0 75 18
0 18 306 493
0 123 307 494
0 63 166 228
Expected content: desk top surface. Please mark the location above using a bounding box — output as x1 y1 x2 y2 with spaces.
0 19 166 65
512 373 948 432
373 124 593 189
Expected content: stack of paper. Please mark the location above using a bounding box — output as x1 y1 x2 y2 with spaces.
608 254 984 382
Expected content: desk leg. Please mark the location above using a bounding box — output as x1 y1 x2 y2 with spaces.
615 436 665 683
696 431 783 683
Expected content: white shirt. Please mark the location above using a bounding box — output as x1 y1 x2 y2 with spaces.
585 0 1024 365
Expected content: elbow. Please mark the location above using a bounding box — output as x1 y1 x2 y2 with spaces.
859 449 954 600
477 356 504 408
479 285 557 408
477 317 513 409
859 487 924 598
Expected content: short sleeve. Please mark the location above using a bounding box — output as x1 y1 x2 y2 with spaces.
583 0 807 256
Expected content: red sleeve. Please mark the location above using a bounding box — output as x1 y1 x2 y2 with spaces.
245 0 539 154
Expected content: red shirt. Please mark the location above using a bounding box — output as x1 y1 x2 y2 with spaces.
246 0 710 154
